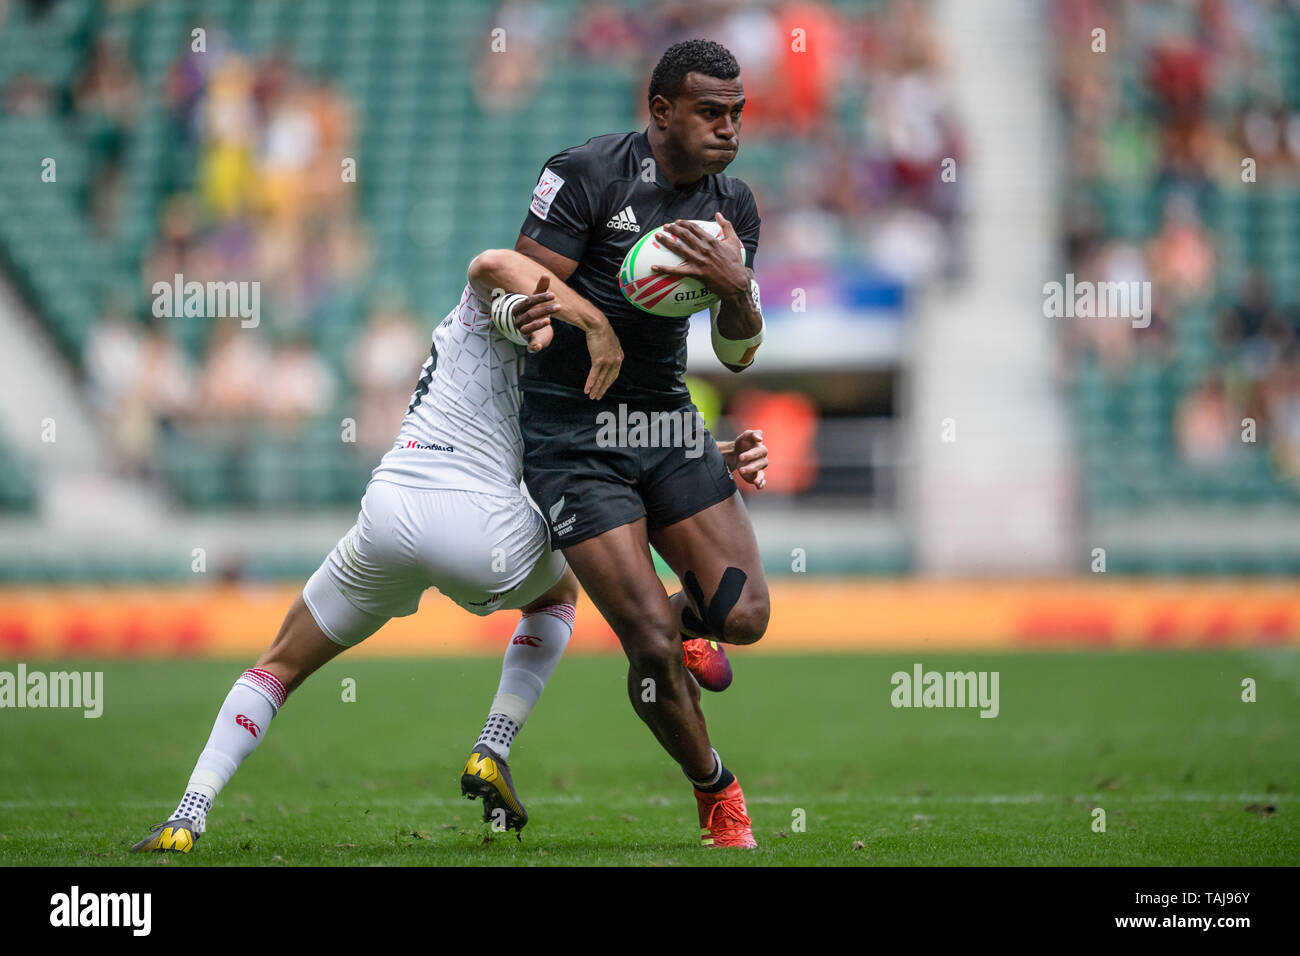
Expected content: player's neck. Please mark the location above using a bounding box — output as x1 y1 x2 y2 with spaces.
646 129 706 190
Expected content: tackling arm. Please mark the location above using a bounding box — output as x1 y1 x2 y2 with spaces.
469 247 606 335
467 246 623 400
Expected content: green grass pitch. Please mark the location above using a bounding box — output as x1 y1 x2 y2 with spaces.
1 650 1296 866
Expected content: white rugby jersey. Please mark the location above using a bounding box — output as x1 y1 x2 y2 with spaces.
370 284 525 495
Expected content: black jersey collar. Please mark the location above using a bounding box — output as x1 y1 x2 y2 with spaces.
634 128 708 195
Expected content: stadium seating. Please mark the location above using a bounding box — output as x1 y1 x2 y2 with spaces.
0 0 659 509
0 427 36 514
1059 2 1300 571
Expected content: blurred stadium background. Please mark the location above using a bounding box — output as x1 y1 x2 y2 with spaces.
0 0 1298 658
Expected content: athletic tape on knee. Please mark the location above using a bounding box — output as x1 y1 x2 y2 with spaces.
681 568 748 638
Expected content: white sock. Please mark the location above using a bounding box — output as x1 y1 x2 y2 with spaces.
475 603 573 759
172 667 287 833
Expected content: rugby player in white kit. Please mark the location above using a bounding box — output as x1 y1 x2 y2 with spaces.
130 248 769 852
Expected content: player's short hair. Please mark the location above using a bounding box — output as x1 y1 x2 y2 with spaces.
648 39 740 106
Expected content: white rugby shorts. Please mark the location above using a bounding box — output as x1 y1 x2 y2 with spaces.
302 479 568 647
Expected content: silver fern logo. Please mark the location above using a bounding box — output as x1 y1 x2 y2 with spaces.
548 496 576 537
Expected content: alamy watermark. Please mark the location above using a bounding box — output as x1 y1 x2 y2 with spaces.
595 404 705 459
50 886 150 936
890 664 999 718
152 272 260 328
0 664 103 718
1043 273 1151 328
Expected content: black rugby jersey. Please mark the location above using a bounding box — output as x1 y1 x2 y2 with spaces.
518 129 760 409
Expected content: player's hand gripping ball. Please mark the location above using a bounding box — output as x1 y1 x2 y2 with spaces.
619 219 745 317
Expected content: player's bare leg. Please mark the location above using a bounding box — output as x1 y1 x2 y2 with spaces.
130 596 356 852
460 568 579 834
651 491 770 649
648 490 769 847
253 595 351 691
666 435 767 691
560 521 717 780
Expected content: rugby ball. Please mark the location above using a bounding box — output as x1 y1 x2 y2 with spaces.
619 219 745 317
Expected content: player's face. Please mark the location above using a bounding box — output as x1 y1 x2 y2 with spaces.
667 73 745 174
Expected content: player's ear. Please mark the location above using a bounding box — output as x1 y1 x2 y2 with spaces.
649 94 672 129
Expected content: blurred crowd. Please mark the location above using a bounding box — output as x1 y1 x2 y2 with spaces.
477 0 964 283
1054 0 1300 487
10 0 961 493
63 32 429 474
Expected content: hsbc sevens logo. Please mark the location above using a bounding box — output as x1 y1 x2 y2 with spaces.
235 714 260 737
512 635 542 646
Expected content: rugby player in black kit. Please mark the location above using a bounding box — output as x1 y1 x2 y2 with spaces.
472 39 769 847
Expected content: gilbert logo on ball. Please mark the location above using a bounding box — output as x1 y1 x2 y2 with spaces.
619 219 744 317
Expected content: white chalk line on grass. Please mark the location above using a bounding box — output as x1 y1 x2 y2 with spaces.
1 792 1294 811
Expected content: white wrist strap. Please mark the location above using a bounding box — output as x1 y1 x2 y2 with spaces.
490 292 530 346
709 278 764 367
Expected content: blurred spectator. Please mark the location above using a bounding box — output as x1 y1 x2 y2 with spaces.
864 200 947 286
1055 0 1300 501
262 339 338 429
199 322 273 423
1265 357 1300 485
2 73 54 115
1145 194 1215 300
572 1 650 62
350 297 425 454
14 1 957 506
199 55 258 220
1175 373 1237 468
119 47 370 448
475 0 555 112
84 313 193 474
562 0 962 277
72 32 140 133
1216 271 1291 382
258 70 319 226
136 324 196 434
84 309 144 419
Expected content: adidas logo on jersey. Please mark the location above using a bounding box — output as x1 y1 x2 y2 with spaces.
606 206 640 232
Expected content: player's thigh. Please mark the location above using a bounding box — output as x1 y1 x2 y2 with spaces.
301 480 425 648
495 502 571 613
408 488 562 616
648 491 770 645
560 520 677 670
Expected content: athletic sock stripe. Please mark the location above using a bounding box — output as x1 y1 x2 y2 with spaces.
245 668 287 704
241 668 287 710
528 603 576 628
236 676 282 713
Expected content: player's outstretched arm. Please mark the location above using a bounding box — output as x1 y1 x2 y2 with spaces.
468 247 623 399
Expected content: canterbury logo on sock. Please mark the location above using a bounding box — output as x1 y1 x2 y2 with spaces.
235 714 260 738
511 635 542 646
